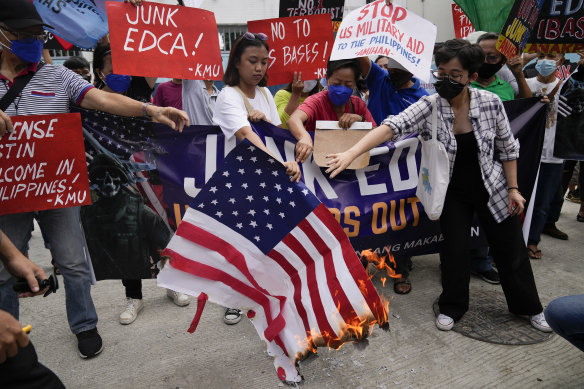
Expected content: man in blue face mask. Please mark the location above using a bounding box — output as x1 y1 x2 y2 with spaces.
525 51 567 260
0 0 189 361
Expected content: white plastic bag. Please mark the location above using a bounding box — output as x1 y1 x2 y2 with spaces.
416 96 450 220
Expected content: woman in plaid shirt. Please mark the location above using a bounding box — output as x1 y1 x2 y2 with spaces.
326 39 550 333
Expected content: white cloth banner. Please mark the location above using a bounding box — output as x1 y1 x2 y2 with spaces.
330 0 436 82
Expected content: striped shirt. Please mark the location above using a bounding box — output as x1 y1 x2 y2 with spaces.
0 62 94 116
382 88 519 223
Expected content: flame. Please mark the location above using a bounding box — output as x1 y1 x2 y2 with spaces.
381 277 387 287
360 247 402 280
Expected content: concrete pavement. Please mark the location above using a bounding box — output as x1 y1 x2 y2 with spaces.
19 201 584 388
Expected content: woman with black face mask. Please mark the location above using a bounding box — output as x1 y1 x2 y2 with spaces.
325 39 551 334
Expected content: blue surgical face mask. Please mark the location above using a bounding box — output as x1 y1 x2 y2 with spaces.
3 37 44 63
105 73 131 93
327 84 353 106
535 59 557 77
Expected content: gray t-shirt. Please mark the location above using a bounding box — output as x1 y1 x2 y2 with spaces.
182 79 219 126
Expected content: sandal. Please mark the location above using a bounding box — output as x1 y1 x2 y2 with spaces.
393 277 412 294
527 248 542 259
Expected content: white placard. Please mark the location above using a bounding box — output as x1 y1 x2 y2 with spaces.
330 0 436 83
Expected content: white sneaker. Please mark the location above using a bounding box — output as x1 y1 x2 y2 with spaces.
119 298 144 325
435 314 454 331
166 289 190 307
531 312 552 332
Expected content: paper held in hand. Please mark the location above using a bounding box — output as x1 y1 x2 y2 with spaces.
313 120 372 170
329 0 436 83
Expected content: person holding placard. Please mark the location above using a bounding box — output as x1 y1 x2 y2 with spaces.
286 59 376 164
0 0 189 359
212 31 301 325
274 71 320 130
325 39 551 333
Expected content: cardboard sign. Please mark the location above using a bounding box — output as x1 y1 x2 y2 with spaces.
248 14 334 86
0 114 91 216
106 1 224 80
497 0 584 57
451 4 475 39
279 0 345 32
330 0 436 83
313 120 372 170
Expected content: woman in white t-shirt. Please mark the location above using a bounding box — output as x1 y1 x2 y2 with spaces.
213 32 301 325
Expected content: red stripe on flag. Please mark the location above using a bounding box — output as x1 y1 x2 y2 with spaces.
313 204 387 324
163 248 288 354
282 233 338 342
266 249 312 338
297 219 358 326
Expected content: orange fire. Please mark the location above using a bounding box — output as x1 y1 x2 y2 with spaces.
360 247 402 279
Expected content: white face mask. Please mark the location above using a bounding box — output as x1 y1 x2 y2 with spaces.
303 79 318 93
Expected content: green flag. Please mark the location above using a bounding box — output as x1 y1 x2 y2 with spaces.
454 0 515 33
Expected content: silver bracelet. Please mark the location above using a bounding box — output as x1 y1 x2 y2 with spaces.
142 102 153 118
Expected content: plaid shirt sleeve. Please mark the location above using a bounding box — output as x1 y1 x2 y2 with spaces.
493 98 519 161
381 96 433 140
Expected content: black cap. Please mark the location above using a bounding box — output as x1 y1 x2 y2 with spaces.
0 0 53 30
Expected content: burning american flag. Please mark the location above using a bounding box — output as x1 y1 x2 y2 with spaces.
158 141 388 383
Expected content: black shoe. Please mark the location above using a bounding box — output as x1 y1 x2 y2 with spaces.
542 223 568 240
473 269 500 284
76 328 103 359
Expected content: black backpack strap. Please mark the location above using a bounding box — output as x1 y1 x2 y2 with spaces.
0 62 45 112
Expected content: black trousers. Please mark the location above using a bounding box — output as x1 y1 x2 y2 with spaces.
0 342 64 389
122 279 143 299
438 186 543 321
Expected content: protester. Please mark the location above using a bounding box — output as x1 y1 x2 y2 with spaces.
0 229 64 388
274 71 319 129
544 295 584 352
212 31 301 324
286 59 376 164
355 53 428 293
93 43 191 324
466 31 531 285
526 52 568 259
325 39 550 333
153 78 183 110
0 0 188 359
63 55 91 83
182 79 219 126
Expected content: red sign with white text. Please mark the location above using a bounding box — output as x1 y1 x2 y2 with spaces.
106 1 224 80
451 4 475 39
248 14 334 86
0 113 91 215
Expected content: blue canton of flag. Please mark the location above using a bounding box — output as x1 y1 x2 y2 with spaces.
193 141 321 254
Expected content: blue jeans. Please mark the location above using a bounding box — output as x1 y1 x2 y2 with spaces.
528 163 564 246
545 295 584 352
0 207 98 334
470 246 493 273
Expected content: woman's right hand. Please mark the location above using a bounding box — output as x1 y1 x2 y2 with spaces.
0 110 13 138
283 161 301 183
291 72 304 96
248 110 268 123
325 150 357 178
295 133 313 163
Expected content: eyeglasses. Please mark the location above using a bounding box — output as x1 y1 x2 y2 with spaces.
244 32 267 41
0 26 49 43
432 70 465 84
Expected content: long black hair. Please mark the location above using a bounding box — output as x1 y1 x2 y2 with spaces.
222 33 270 87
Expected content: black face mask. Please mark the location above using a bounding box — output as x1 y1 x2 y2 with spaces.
82 75 92 83
388 69 413 89
477 61 504 79
435 79 466 100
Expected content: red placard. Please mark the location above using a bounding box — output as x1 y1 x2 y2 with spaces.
106 1 224 80
248 14 334 86
0 113 91 215
451 4 475 39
